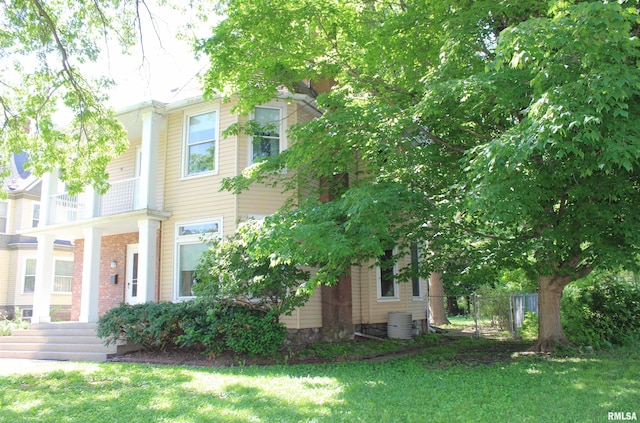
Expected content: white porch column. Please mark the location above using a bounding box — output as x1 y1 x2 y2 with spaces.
138 218 160 303
31 234 55 324
39 170 59 226
84 185 100 219
137 111 163 210
79 227 103 323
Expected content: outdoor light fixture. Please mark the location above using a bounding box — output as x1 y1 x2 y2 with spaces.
111 260 117 269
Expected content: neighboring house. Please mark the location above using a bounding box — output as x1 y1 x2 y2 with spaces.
21 92 427 337
0 153 74 321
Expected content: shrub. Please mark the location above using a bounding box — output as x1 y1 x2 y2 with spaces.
221 307 286 357
562 275 640 348
176 299 225 354
194 219 311 319
519 311 538 340
0 309 29 336
178 300 286 357
97 302 184 350
475 285 511 330
98 299 287 357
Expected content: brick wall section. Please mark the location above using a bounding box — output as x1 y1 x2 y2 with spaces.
70 232 140 321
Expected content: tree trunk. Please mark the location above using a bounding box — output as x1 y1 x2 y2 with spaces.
531 274 572 352
321 274 354 341
319 173 353 341
447 296 461 316
429 272 450 326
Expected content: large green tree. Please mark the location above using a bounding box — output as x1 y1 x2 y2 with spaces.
198 0 640 350
0 0 154 193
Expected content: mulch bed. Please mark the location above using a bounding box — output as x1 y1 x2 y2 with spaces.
109 337 531 368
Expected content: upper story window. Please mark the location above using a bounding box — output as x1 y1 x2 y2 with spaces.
0 201 7 233
32 202 40 228
183 111 217 177
251 106 284 163
377 248 399 301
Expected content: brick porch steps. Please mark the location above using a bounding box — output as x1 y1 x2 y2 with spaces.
0 322 137 362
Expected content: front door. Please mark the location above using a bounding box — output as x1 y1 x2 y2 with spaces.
125 244 141 305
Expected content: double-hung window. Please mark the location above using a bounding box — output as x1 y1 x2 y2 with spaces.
184 111 217 177
377 248 399 300
251 106 283 163
0 201 7 233
23 258 36 293
53 260 73 293
32 202 40 228
410 243 423 299
175 219 222 299
22 258 73 294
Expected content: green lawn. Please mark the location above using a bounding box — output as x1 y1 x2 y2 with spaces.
0 338 637 423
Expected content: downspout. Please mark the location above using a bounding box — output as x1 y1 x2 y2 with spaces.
426 274 431 333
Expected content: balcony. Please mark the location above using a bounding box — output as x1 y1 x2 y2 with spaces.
49 177 140 225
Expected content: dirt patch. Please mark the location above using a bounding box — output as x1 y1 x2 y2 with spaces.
428 339 530 369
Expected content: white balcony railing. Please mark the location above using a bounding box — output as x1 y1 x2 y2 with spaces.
98 177 139 217
50 192 84 224
49 177 141 225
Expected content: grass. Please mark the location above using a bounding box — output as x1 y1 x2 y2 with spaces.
0 337 638 422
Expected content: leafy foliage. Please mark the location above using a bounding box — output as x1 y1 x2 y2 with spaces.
97 299 287 357
218 307 286 357
0 309 29 336
519 311 539 340
0 0 153 193
198 0 640 347
475 285 512 330
194 219 311 316
562 273 640 348
177 301 287 357
97 301 185 350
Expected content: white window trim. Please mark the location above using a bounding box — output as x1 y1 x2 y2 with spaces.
246 214 268 221
181 108 220 179
247 101 288 167
173 217 223 301
376 248 400 301
412 278 426 301
21 257 37 294
52 258 74 294
0 200 9 234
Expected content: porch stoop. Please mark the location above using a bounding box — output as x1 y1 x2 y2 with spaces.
0 322 137 362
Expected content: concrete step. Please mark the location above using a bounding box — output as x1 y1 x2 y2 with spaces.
0 350 111 362
11 328 104 337
29 322 98 330
0 335 106 344
0 322 137 362
0 342 117 353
